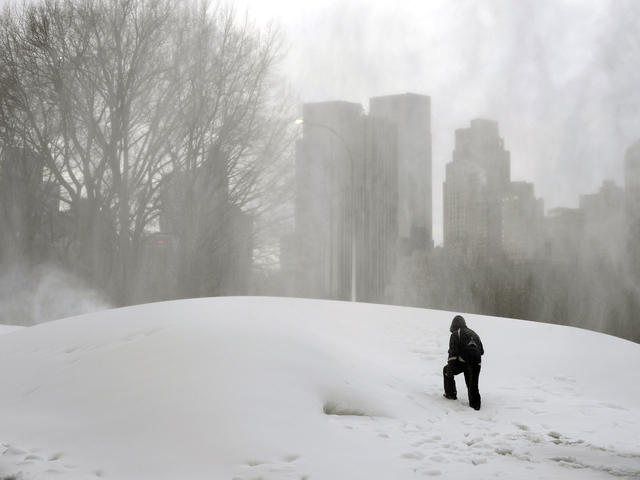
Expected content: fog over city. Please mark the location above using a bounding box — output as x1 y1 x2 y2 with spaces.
0 0 639 342
238 0 640 243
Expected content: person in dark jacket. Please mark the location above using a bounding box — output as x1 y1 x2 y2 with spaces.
443 315 484 410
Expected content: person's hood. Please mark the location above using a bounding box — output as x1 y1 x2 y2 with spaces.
450 315 466 332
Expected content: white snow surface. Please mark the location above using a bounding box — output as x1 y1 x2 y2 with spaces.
0 296 639 480
0 325 23 335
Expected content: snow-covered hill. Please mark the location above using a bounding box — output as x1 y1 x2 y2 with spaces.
0 325 22 336
0 297 639 479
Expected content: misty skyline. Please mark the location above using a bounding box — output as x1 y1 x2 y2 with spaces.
1 0 636 244
235 0 640 244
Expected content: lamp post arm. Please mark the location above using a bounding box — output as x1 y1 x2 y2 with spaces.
298 120 355 166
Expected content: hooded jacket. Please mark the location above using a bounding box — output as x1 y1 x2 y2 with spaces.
448 315 484 364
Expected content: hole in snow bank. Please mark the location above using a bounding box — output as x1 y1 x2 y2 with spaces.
322 400 370 417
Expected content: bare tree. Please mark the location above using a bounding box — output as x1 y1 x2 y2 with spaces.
0 0 293 305
159 2 294 298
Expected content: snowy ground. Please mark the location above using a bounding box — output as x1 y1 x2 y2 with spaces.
0 297 639 480
0 325 22 336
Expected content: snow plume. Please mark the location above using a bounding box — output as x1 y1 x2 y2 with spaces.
0 264 110 326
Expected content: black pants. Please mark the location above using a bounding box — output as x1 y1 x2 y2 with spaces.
443 359 481 410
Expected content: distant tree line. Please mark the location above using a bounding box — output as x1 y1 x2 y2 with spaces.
0 0 293 306
388 228 640 343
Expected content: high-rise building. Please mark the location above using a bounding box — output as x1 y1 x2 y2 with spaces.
580 180 625 223
625 139 640 224
355 115 398 302
292 101 363 301
578 180 625 262
0 146 56 261
624 140 640 274
443 119 510 257
543 207 583 261
157 162 252 299
502 182 544 262
289 101 398 302
369 93 432 253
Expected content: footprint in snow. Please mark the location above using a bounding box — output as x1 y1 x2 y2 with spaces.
122 328 164 343
422 469 442 476
4 445 28 456
401 451 425 460
412 439 430 447
429 455 448 463
465 437 483 447
527 408 545 415
495 448 513 456
241 456 308 479
24 454 44 461
599 402 628 411
23 385 42 398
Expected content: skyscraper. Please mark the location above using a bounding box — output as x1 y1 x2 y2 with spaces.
292 101 363 301
625 139 640 224
369 93 432 254
443 119 510 257
578 180 625 263
624 139 640 274
157 160 253 299
0 146 54 261
580 180 625 224
355 115 398 302
288 101 398 302
502 182 544 262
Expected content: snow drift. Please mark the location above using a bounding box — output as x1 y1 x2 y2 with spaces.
0 297 639 479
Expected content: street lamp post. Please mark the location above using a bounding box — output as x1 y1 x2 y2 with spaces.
295 118 357 302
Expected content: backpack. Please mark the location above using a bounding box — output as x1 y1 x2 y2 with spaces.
459 329 482 364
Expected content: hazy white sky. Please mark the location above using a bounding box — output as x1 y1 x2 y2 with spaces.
235 0 640 244
2 0 638 244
